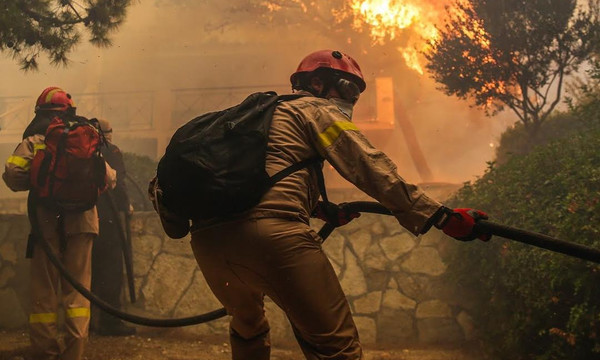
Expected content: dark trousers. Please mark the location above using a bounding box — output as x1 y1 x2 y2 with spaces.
91 219 124 329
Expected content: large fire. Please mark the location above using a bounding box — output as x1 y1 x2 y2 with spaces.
342 0 509 109
337 0 451 74
259 0 453 74
347 0 422 43
260 0 496 85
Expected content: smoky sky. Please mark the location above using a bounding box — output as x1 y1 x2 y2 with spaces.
0 1 514 186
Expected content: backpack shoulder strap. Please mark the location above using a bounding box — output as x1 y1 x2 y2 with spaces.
266 92 328 200
310 160 330 205
268 157 321 185
267 157 330 205
276 93 307 103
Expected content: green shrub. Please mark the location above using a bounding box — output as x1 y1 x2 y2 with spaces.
495 111 583 164
446 127 600 359
496 62 600 165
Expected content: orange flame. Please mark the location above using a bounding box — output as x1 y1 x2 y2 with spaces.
337 0 450 74
345 0 511 111
400 47 423 75
348 0 422 44
449 1 511 106
448 1 490 49
261 0 498 86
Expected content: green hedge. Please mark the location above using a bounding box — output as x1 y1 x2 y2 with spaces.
494 111 581 164
447 125 600 359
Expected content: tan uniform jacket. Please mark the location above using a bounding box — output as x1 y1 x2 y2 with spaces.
3 134 117 236
247 92 442 235
151 93 442 236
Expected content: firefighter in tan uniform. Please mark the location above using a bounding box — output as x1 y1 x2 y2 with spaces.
151 50 490 360
2 87 116 360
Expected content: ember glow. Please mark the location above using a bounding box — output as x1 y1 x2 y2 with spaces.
339 0 448 74
261 0 499 87
445 1 511 104
348 0 421 43
448 2 490 49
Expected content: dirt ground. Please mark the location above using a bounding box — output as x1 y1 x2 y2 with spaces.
0 328 483 360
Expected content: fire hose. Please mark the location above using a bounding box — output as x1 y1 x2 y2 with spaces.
37 231 228 327
105 190 136 303
337 201 600 264
37 201 600 328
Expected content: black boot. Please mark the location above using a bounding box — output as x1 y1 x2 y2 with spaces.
96 317 137 336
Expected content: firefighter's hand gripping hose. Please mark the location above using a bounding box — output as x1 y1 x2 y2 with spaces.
40 201 600 328
435 207 492 242
338 201 600 264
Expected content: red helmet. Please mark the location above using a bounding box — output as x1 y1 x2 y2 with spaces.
290 50 366 92
35 87 76 112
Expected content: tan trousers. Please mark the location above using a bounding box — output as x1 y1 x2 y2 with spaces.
29 233 94 360
191 217 362 360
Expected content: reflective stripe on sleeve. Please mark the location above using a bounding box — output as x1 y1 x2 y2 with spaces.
33 143 46 155
318 121 359 148
29 312 58 324
6 155 31 170
66 307 90 319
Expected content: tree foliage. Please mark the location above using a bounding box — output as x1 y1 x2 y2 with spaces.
0 0 132 70
425 0 600 135
445 87 600 358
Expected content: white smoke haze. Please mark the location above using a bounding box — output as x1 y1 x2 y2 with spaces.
0 0 515 193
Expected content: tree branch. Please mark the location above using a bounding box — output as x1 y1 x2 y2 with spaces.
540 66 565 123
17 4 87 26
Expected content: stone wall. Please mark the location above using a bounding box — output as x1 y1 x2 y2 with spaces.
0 197 27 215
0 214 31 328
0 186 475 346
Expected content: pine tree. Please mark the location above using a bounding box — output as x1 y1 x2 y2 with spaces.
0 0 131 70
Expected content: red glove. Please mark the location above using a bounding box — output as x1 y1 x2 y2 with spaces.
311 201 361 227
437 208 491 242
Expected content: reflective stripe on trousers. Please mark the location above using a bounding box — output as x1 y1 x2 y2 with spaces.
29 232 94 360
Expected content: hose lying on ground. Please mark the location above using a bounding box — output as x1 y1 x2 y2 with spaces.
38 231 227 327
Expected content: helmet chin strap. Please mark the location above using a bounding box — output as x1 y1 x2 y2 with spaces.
334 79 361 105
311 79 332 99
308 75 360 104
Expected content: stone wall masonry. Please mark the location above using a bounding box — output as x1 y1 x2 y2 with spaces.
0 215 31 329
0 185 474 346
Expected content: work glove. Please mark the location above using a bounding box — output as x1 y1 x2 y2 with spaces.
311 201 361 227
435 207 492 242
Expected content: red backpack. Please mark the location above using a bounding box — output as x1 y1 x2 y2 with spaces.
30 115 108 211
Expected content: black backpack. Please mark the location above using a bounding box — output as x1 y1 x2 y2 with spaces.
157 91 321 220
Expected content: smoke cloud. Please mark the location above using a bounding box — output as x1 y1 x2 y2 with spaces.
0 1 514 190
